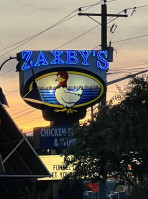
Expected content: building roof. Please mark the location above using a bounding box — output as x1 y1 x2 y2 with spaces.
0 103 51 178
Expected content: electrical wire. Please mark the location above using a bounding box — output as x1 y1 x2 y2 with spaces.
108 67 148 75
18 116 43 126
79 0 103 9
0 1 118 60
110 62 148 70
107 10 127 24
55 25 100 50
0 2 147 58
0 1 103 57
93 32 148 50
107 90 125 93
3 30 148 75
0 2 147 57
10 107 34 116
0 9 78 53
112 33 148 44
135 4 148 9
5 89 18 96
0 14 78 58
13 109 37 120
0 3 103 73
107 4 148 24
0 68 16 76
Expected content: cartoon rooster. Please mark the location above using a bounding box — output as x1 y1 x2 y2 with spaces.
55 71 83 114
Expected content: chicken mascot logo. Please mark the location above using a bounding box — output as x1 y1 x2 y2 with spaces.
55 71 83 114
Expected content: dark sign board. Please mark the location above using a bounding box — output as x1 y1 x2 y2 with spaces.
34 126 74 149
17 50 109 121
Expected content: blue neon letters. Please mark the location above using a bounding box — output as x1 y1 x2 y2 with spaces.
78 50 92 66
65 50 78 65
21 50 109 71
34 51 49 67
97 50 109 70
22 51 33 70
50 50 64 65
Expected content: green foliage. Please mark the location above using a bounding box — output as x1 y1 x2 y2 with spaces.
64 75 148 197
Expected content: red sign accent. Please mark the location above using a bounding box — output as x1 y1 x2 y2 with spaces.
88 182 99 193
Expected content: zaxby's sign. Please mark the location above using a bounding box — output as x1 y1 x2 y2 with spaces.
17 50 109 121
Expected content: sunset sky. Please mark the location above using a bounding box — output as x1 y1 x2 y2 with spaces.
0 0 148 132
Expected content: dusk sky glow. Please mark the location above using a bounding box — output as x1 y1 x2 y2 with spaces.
0 0 148 132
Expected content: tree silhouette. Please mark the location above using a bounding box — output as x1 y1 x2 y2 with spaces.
64 75 148 199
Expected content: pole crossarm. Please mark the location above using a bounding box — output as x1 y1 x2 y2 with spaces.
78 13 128 18
78 3 128 51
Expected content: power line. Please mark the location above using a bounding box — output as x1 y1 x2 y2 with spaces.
110 62 148 70
0 9 78 53
18 116 43 126
55 25 100 50
136 4 148 9
13 109 37 120
6 89 18 96
108 67 148 75
0 3 147 58
112 33 148 44
0 2 147 58
11 107 34 116
80 0 103 9
107 90 125 93
0 1 103 57
107 4 148 24
93 32 148 50
0 67 16 76
108 69 148 85
110 65 148 71
0 14 78 58
0 1 118 60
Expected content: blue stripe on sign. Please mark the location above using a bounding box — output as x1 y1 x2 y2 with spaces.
40 89 102 104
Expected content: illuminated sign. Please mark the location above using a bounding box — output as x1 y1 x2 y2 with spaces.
34 126 74 149
39 155 75 180
20 50 109 71
17 50 108 121
30 71 105 113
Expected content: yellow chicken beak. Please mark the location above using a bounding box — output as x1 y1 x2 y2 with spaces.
56 77 65 82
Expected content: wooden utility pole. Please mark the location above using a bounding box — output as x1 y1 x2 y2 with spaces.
101 4 107 50
78 2 128 199
78 2 128 50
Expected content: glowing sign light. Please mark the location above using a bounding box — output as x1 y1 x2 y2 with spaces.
34 71 105 112
20 50 109 71
17 49 108 120
34 51 49 67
